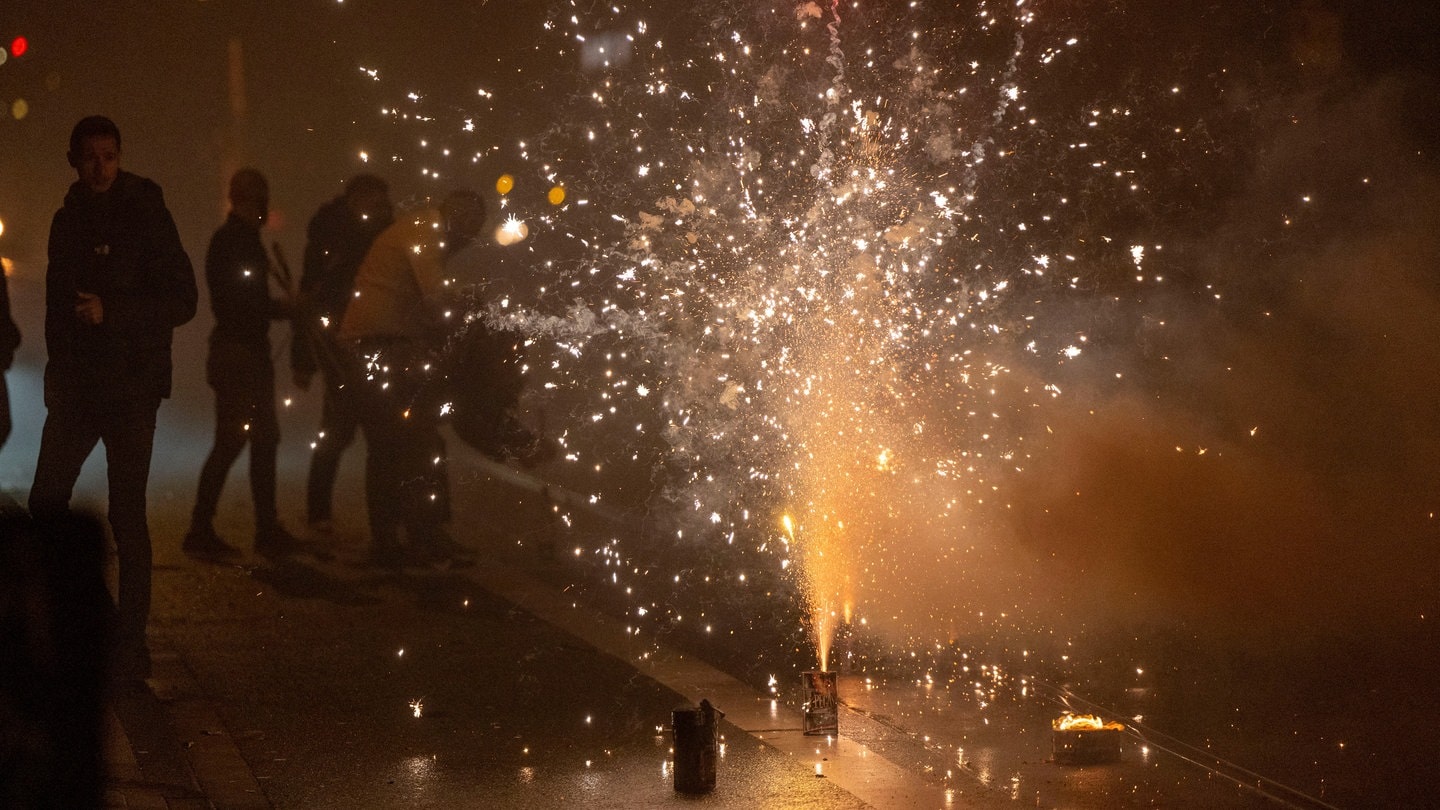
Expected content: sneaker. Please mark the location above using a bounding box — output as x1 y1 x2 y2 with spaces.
254 524 302 558
183 525 242 561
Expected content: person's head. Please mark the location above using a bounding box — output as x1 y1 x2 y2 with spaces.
228 168 270 227
343 173 392 225
440 189 487 248
67 116 122 194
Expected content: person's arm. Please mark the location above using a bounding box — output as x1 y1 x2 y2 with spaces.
43 208 84 351
205 227 252 327
0 264 21 371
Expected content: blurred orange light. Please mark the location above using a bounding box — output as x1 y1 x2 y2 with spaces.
10 38 27 58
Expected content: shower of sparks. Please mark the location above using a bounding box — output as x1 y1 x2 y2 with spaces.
352 0 1268 672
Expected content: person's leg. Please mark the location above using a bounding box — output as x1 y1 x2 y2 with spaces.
187 385 249 544
100 401 159 679
28 402 101 517
401 419 450 554
397 370 459 562
424 428 452 525
0 375 12 452
356 388 405 567
305 377 359 526
247 367 281 529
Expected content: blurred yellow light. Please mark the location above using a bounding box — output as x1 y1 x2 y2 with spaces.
0 216 5 238
11 98 29 120
2 258 15 277
548 185 566 205
496 173 515 195
495 216 528 246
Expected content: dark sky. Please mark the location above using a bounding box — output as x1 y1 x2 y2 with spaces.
1 0 1435 266
0 1 557 269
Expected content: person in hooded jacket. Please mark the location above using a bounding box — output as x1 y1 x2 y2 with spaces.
291 173 393 535
29 115 197 683
338 190 485 569
182 169 299 561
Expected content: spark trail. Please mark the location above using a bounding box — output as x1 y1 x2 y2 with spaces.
352 0 1261 667
519 0 1067 665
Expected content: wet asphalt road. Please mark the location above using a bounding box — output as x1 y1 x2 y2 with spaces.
137 471 869 809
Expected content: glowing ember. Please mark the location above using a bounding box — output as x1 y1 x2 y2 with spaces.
1053 713 1124 733
1053 712 1125 766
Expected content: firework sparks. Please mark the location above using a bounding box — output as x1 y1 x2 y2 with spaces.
354 0 1237 671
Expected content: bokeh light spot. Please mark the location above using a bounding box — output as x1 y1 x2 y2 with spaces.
11 98 28 120
548 185 566 205
10 38 27 58
496 173 514 195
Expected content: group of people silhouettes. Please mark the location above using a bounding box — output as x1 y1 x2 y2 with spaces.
13 115 499 687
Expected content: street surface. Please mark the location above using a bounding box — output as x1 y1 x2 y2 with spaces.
1 274 1433 809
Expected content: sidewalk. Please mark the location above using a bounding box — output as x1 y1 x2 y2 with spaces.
103 645 267 809
100 546 936 809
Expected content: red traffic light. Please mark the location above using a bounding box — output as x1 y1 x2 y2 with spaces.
10 37 28 58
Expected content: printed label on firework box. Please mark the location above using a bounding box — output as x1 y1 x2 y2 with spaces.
802 671 838 736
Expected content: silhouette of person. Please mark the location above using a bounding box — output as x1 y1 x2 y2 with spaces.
29 115 198 682
338 190 485 569
183 169 299 560
292 174 393 534
0 266 20 453
0 510 112 807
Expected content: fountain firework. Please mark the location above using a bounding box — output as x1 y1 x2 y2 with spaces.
358 0 1301 661
302 2 1440 803
508 0 1081 664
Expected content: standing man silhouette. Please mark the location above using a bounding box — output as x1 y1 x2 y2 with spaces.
292 174 393 534
30 116 197 682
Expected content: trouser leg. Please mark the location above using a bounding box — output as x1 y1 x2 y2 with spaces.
0 375 12 451
247 372 281 528
358 394 404 551
305 380 359 524
29 404 101 517
396 417 445 545
423 429 451 525
101 403 158 653
191 387 250 527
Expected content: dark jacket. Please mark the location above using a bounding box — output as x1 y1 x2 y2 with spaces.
291 195 391 378
205 213 286 351
44 171 196 405
0 271 19 371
